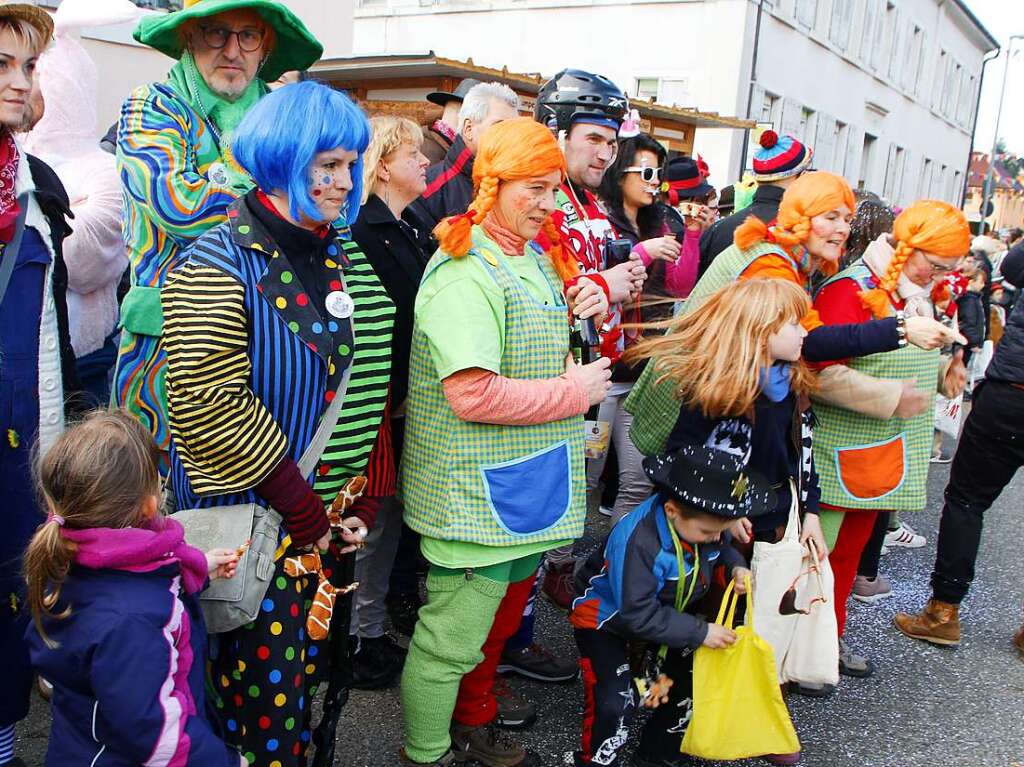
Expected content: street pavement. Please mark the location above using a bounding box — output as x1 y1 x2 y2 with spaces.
13 461 1024 766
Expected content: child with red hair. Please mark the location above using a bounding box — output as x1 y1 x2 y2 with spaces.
627 171 963 457
811 200 971 677
398 117 611 767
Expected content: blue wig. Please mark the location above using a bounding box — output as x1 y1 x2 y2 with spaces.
232 81 371 225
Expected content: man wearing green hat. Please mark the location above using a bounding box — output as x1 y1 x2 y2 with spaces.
112 0 322 465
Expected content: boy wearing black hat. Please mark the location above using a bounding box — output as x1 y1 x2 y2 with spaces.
569 445 774 767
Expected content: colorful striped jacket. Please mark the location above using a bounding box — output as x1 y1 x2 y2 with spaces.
162 194 393 509
113 80 258 457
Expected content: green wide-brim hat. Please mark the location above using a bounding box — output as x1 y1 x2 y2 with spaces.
134 0 323 82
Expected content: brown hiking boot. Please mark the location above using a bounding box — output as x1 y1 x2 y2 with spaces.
1013 624 1024 658
450 721 539 766
894 598 961 646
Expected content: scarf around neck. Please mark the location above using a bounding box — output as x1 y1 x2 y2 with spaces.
62 515 209 595
482 213 528 257
0 130 21 241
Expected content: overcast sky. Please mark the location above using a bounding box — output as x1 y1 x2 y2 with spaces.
967 0 1024 158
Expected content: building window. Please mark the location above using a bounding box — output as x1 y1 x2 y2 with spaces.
885 5 902 81
660 79 692 107
957 69 973 126
883 144 906 201
933 49 947 109
860 0 881 68
759 91 781 124
833 121 849 174
918 158 933 200
901 24 923 93
795 0 817 30
953 170 964 204
829 0 853 51
799 107 816 146
635 78 659 101
859 133 877 189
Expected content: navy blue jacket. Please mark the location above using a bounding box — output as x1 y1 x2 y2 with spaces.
570 495 745 649
988 244 1024 384
25 563 238 767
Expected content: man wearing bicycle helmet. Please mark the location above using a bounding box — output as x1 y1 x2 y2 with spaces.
525 69 650 615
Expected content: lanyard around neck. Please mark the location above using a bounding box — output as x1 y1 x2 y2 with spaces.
658 514 700 662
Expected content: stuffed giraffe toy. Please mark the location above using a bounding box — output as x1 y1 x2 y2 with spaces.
282 475 367 641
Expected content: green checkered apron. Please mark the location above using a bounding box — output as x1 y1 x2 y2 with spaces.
399 227 585 547
624 240 800 455
812 261 939 512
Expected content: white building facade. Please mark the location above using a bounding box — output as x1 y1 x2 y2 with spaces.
351 0 997 207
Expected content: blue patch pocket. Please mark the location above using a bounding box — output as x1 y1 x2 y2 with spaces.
481 441 572 536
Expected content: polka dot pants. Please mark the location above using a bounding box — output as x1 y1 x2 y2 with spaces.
210 554 332 767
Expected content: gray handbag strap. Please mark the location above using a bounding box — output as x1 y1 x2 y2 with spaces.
296 321 356 477
0 194 31 309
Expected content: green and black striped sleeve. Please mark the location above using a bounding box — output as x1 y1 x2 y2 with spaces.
162 262 287 496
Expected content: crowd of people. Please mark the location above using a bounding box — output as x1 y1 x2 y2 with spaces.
1 0 1023 766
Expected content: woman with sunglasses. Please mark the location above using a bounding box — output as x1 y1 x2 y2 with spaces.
810 200 971 679
591 135 699 525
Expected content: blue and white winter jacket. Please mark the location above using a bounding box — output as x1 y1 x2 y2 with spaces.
570 494 746 648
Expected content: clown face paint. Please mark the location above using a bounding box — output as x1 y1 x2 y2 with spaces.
307 148 359 225
493 170 563 242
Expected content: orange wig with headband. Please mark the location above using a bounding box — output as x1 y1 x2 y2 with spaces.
735 171 856 275
858 200 970 318
434 117 578 283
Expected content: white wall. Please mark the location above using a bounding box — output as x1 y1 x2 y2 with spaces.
747 0 992 206
352 0 753 190
353 0 993 205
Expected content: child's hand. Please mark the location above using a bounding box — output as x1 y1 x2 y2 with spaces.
206 548 240 580
239 754 249 766
703 623 737 649
336 516 368 555
732 567 752 595
729 517 752 544
799 514 829 559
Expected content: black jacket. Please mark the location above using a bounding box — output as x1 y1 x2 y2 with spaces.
987 243 1024 384
410 134 474 231
698 184 785 278
351 194 434 407
956 290 986 351
27 155 84 417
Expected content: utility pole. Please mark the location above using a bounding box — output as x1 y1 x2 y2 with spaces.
980 35 1022 232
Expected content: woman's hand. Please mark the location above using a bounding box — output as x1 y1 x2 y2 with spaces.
335 516 367 555
206 548 240 580
685 205 716 232
731 566 752 595
567 277 609 323
799 514 829 559
602 257 647 302
728 517 752 544
894 379 930 418
639 236 681 263
942 348 968 398
565 355 612 406
905 316 966 350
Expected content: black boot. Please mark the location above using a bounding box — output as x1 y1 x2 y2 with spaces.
349 634 405 690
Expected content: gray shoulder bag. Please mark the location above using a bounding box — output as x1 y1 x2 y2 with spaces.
171 340 354 634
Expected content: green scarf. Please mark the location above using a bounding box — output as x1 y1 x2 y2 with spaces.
166 52 266 193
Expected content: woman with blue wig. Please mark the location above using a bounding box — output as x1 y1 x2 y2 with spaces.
161 81 395 766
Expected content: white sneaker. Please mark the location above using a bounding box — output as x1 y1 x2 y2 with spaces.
598 505 613 517
884 522 926 549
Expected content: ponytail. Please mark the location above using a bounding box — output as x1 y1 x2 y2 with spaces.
23 514 76 648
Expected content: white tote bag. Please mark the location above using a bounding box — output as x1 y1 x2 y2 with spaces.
750 493 804 682
780 538 839 688
751 490 839 687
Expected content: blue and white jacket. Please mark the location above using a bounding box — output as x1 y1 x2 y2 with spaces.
570 494 746 648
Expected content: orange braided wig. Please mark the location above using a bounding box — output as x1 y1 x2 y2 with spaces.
434 117 577 283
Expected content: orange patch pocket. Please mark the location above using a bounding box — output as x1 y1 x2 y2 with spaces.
834 434 906 501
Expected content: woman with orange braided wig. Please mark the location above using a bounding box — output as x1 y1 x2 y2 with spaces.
626 171 962 458
397 117 611 767
810 199 970 679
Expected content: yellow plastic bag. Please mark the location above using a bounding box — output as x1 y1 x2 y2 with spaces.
681 576 801 760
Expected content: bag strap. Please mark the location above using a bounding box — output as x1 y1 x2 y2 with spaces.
296 321 356 477
0 194 32 309
781 479 801 543
715 578 737 628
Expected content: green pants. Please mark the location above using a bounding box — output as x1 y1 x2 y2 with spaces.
400 553 541 762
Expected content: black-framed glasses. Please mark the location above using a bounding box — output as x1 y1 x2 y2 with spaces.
919 253 962 275
198 24 266 53
623 166 662 184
